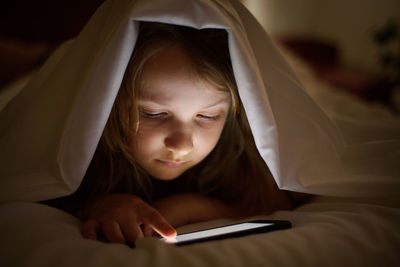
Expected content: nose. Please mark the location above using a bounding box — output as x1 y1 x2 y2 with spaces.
164 127 194 158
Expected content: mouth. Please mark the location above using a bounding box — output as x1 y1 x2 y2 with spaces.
156 159 188 168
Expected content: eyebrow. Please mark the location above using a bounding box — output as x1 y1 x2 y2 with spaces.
202 97 231 109
138 95 231 109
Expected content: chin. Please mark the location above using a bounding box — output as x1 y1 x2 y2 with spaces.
150 170 183 181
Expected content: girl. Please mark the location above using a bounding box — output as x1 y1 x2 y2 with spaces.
45 22 294 245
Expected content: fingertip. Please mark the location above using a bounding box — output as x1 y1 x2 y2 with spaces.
142 205 176 238
159 225 177 238
167 228 177 238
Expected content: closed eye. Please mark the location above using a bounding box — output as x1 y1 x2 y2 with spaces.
197 114 220 121
140 110 168 119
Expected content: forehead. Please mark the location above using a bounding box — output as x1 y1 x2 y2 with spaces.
138 44 230 106
139 78 230 108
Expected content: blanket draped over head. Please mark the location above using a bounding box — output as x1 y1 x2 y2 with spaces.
0 0 399 203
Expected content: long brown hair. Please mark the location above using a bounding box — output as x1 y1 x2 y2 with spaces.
80 22 280 215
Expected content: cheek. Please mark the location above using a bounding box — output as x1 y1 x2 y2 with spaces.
195 123 226 156
129 125 164 158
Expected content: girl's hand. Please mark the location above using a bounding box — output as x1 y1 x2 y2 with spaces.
153 193 238 228
81 194 176 245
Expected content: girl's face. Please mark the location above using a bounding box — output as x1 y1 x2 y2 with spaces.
129 44 231 181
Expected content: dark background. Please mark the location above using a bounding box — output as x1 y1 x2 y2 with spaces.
0 0 105 43
0 0 105 87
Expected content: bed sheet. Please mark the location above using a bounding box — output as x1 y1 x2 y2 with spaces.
0 198 399 267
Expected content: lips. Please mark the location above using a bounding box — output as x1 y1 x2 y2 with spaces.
156 159 188 167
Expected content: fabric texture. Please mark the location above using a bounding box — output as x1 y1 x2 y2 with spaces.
0 0 399 203
1 200 399 267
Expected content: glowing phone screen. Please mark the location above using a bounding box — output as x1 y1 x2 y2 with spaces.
161 222 274 245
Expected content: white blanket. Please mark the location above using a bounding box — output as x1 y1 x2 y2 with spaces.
1 198 399 267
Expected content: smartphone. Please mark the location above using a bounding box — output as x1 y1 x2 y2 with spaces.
160 220 291 246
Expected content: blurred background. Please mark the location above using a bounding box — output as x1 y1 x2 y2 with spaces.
1 0 399 110
0 0 105 87
244 0 400 110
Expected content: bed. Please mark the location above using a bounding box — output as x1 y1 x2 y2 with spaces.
1 43 399 267
0 198 399 266
0 0 399 266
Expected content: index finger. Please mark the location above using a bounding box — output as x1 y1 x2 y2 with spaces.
139 203 177 238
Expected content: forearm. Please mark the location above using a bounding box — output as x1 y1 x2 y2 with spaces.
153 193 238 227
